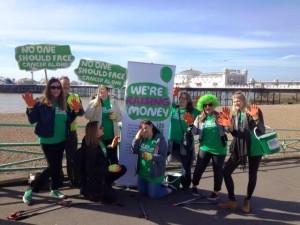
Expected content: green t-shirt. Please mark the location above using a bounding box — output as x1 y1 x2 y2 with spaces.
200 116 227 155
99 141 107 158
101 98 114 140
168 103 200 143
39 103 67 144
138 138 163 183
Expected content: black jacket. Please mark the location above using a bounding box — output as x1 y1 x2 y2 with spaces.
228 108 265 169
80 137 109 202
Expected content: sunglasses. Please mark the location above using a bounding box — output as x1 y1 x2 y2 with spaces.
203 103 213 107
50 86 62 90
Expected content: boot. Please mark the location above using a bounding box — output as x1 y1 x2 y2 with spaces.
217 199 238 210
242 198 250 213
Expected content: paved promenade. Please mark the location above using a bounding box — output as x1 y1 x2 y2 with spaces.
0 158 299 225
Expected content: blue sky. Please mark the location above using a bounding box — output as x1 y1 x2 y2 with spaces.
1 0 300 82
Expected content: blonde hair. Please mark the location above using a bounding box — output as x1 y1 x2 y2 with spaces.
231 91 249 115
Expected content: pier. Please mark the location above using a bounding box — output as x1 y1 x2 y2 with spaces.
0 85 299 104
0 84 98 97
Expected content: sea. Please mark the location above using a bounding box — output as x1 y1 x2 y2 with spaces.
0 93 91 114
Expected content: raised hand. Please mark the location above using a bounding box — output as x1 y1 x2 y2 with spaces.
247 104 259 118
108 164 121 173
109 111 116 120
22 92 37 108
222 107 231 119
183 112 194 125
110 136 119 148
92 95 100 108
70 99 82 112
135 129 144 140
218 116 232 127
173 87 180 97
142 151 153 161
218 107 231 127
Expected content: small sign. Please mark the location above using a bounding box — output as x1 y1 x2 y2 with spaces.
74 59 127 88
15 44 75 71
268 138 280 150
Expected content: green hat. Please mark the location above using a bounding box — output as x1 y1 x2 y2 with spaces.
197 94 219 110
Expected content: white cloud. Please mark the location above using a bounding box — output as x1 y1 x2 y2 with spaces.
1 29 296 51
278 55 300 60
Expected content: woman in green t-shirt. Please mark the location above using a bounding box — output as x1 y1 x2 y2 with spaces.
217 91 265 213
168 88 200 190
85 85 122 165
191 94 227 201
132 120 175 198
21 78 80 205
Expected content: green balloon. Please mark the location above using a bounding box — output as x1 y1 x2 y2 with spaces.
160 66 173 83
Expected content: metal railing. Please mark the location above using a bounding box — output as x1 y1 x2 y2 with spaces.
0 123 84 173
0 124 299 173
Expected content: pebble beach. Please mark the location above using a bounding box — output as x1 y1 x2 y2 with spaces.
1 104 299 172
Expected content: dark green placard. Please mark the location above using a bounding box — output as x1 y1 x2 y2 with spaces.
15 44 75 71
74 59 127 88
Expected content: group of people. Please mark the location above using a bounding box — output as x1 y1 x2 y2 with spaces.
21 77 266 214
22 77 126 205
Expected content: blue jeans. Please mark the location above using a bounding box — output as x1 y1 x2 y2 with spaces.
138 176 169 199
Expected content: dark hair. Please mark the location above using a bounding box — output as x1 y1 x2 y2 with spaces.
85 121 100 147
178 91 195 113
139 120 160 139
40 77 66 110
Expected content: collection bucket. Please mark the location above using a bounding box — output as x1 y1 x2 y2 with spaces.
254 126 280 155
165 171 182 189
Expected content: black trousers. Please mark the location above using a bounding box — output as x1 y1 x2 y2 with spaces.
31 142 65 192
105 165 127 185
171 142 194 189
223 155 262 201
192 150 226 192
65 130 78 184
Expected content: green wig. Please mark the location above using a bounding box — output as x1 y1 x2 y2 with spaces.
197 94 220 110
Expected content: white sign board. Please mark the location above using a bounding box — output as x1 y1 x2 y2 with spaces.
117 61 176 186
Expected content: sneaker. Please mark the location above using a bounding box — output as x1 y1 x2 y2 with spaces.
23 188 33 205
191 187 200 196
50 190 66 199
207 192 220 201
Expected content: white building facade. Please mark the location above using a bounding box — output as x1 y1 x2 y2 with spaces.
174 68 248 88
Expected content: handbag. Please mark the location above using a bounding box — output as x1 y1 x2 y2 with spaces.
178 111 194 155
254 125 280 155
